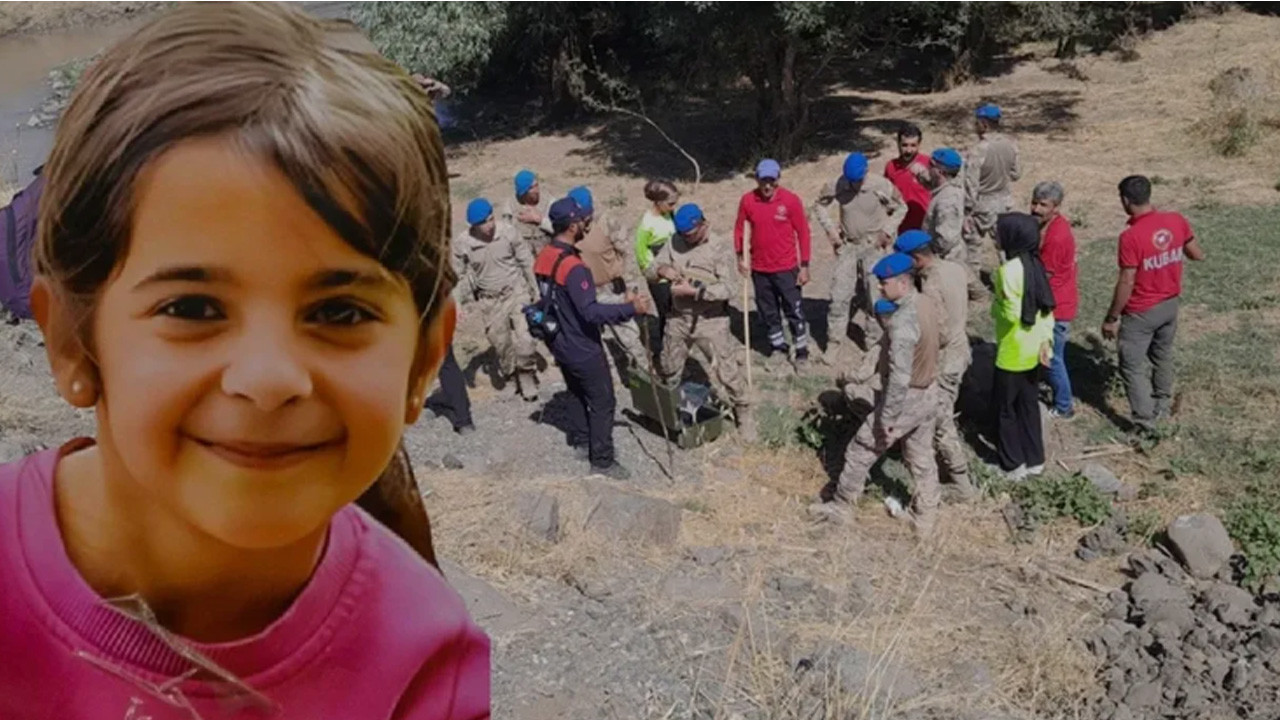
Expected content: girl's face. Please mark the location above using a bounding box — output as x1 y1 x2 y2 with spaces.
88 137 438 549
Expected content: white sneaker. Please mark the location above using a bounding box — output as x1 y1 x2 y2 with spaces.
1005 465 1029 482
1025 464 1045 477
883 496 908 519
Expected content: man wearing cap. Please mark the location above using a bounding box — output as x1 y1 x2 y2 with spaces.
569 185 650 384
817 252 942 535
533 197 650 480
646 203 755 442
452 197 543 401
503 168 555 258
810 151 907 359
964 103 1021 280
734 158 813 365
894 229 975 499
884 123 932 234
1103 175 1205 437
924 147 984 300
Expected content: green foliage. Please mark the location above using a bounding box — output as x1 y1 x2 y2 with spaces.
1215 107 1260 157
354 2 508 91
1011 473 1113 528
1126 509 1162 545
1226 497 1280 592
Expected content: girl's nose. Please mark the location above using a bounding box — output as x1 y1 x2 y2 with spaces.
220 328 313 412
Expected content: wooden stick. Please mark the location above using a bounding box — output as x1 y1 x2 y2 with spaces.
1039 564 1115 594
1060 446 1134 463
743 228 753 395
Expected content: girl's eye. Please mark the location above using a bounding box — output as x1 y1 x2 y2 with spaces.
157 296 224 321
308 298 377 326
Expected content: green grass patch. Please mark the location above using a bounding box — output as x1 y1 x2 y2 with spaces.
1011 472 1113 528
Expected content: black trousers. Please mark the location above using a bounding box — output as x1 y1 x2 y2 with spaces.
646 280 672 356
994 366 1044 471
559 353 617 469
751 269 808 354
431 346 473 430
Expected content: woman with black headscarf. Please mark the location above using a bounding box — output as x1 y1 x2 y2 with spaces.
991 212 1057 480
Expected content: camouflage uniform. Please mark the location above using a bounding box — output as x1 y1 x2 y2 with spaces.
811 174 906 353
963 132 1020 275
918 258 974 493
644 232 749 415
451 222 542 395
579 214 650 383
923 176 983 298
833 291 942 529
500 196 554 259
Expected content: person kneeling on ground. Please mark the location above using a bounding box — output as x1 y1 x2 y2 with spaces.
534 197 650 480
815 253 943 537
991 213 1056 481
452 197 544 401
646 203 756 443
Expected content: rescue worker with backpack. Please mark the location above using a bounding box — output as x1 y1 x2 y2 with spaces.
0 166 45 322
529 197 649 479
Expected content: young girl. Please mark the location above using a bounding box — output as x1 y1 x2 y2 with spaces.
0 4 489 718
634 180 680 352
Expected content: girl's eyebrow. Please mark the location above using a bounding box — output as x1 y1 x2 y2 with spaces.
132 266 393 292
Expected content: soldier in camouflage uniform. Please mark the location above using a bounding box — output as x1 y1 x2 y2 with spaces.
815 253 942 536
453 198 543 401
646 204 756 442
501 168 554 258
964 104 1020 283
810 152 907 360
568 186 650 385
923 148 985 300
894 230 976 500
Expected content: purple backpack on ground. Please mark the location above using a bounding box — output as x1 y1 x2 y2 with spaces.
0 168 45 321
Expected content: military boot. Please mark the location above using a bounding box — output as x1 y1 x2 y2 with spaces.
515 370 540 402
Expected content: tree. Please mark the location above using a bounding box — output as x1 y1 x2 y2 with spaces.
354 2 508 92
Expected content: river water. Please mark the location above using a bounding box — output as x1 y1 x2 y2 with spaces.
0 2 354 186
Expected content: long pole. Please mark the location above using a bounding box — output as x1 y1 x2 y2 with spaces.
742 229 753 395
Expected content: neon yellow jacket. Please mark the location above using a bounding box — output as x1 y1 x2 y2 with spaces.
635 209 675 272
991 257 1054 372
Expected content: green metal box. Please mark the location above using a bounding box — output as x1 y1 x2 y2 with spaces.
628 370 727 450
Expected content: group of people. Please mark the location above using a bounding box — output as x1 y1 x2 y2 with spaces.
443 103 1205 535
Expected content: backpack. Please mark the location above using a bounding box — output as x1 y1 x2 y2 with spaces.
0 167 46 321
524 251 576 343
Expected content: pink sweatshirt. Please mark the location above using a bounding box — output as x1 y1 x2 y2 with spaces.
0 441 491 719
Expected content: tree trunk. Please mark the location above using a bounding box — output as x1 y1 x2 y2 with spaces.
752 35 808 161
548 36 583 120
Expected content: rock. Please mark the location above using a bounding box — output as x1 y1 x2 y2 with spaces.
1179 684 1212 711
687 545 731 566
661 574 741 606
1205 582 1256 628
514 490 560 542
772 575 815 604
835 647 922 701
1148 603 1198 634
1083 462 1124 494
845 577 874 615
1166 513 1235 579
583 485 682 547
1252 626 1280 655
1124 680 1162 709
438 558 534 638
442 453 465 470
1225 658 1250 691
0 441 24 464
1110 704 1135 720
26 114 40 128
1208 656 1231 688
1129 572 1192 620
1079 512 1130 561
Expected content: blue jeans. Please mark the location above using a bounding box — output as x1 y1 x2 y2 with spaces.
1047 321 1074 413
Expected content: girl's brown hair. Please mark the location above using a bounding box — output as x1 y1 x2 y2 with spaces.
643 180 679 204
35 3 451 566
37 2 454 337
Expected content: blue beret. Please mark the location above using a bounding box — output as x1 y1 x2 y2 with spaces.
547 197 582 230
756 158 781 180
567 186 594 215
872 252 915 280
975 104 1001 120
465 198 493 226
893 229 932 254
514 169 537 198
873 298 899 316
842 152 868 182
930 148 963 171
674 204 704 234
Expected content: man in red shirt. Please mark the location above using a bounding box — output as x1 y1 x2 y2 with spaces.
1102 175 1205 436
883 122 931 234
1031 181 1079 420
734 158 812 363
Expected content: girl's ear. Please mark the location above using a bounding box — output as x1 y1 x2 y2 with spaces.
30 276 99 408
404 298 456 425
